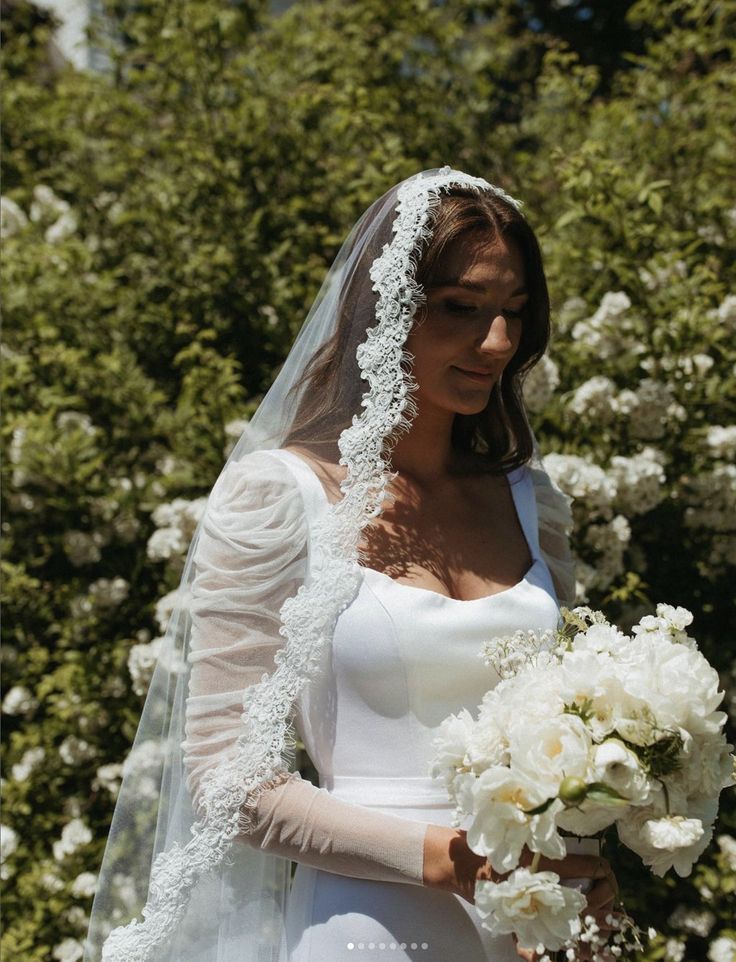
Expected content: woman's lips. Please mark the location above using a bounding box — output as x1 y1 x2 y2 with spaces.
453 366 495 383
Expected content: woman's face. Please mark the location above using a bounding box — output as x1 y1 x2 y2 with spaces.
406 231 528 418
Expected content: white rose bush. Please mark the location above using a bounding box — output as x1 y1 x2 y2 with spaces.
431 604 735 957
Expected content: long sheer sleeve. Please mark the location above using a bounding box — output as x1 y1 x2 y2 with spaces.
181 450 428 886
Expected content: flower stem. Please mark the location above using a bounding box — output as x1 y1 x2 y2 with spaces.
530 851 542 873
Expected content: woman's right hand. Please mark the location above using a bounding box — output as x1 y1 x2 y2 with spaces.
422 827 619 959
422 825 496 903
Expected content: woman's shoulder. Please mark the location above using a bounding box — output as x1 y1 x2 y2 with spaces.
207 448 313 528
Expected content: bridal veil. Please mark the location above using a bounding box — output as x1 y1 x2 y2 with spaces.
82 166 576 962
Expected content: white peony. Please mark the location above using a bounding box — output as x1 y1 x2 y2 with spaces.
429 708 475 785
622 636 724 735
466 715 508 774
474 868 586 951
679 731 734 798
557 796 628 838
509 713 591 796
467 768 565 872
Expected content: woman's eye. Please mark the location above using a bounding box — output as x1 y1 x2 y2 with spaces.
444 300 477 314
504 308 525 320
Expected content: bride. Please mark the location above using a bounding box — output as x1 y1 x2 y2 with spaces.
83 167 617 962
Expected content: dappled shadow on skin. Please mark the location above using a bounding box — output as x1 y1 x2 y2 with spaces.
283 443 533 600
356 482 460 586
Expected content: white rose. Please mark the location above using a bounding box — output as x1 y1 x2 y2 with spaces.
11 746 46 781
1 824 18 879
71 871 98 898
557 797 627 837
709 936 736 962
717 834 736 871
523 355 560 413
52 818 92 861
474 867 586 951
2 685 39 717
642 815 704 850
52 938 85 962
0 196 29 238
591 738 652 806
574 621 629 656
467 768 565 873
618 797 716 877
154 588 183 633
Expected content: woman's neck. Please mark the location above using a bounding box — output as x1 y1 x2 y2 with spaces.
389 409 461 484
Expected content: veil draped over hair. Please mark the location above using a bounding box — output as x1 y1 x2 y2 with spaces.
83 166 576 962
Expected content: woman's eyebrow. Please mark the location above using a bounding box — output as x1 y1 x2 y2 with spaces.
429 277 529 296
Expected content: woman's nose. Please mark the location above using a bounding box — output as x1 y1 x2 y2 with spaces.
478 313 516 355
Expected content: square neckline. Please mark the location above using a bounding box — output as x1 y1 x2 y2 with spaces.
272 447 541 604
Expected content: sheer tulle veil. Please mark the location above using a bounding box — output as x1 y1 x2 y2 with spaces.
82 166 576 962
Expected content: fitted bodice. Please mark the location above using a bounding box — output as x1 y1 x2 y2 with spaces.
269 448 562 824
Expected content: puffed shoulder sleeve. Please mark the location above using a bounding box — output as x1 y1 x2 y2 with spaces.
181 449 309 814
181 449 428 887
528 461 577 609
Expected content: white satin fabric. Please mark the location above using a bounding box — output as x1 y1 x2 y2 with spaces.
267 448 565 961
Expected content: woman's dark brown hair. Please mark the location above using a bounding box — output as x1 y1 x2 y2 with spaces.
282 186 550 474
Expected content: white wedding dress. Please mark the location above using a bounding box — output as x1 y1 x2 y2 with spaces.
258 448 564 962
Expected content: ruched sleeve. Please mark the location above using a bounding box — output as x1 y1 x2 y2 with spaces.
181 450 428 886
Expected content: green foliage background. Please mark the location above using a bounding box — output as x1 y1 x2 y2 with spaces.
2 1 734 959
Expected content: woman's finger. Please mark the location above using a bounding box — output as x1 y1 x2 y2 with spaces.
513 935 537 961
586 878 616 911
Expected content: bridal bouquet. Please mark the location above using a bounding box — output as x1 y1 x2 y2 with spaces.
430 604 734 958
